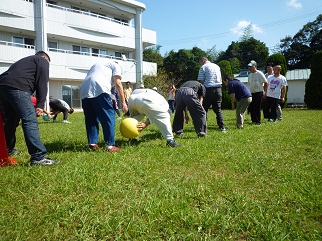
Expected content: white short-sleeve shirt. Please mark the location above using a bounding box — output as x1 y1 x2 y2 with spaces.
80 61 122 99
266 74 287 99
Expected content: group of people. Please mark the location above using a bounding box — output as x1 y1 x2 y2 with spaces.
0 52 287 166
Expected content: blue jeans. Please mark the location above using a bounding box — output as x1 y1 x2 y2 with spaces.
0 86 47 161
82 93 116 146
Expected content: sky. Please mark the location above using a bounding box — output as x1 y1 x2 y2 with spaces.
140 0 322 56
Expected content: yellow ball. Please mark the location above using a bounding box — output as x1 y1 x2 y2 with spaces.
120 118 140 139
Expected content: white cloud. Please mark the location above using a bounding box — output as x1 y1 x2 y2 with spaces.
230 20 263 36
287 0 302 9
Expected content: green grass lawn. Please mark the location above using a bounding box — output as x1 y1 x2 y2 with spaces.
1 109 321 240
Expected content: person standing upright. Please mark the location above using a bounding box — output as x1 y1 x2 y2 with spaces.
247 60 268 125
264 65 287 122
123 81 132 116
0 51 59 166
264 63 283 121
198 57 226 133
166 84 176 114
80 60 128 152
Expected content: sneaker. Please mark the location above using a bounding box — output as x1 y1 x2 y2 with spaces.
8 149 22 156
53 120 57 123
220 127 226 133
197 132 206 137
87 144 99 150
63 120 71 123
175 132 184 137
107 146 121 152
30 157 60 166
166 140 182 147
252 122 261 125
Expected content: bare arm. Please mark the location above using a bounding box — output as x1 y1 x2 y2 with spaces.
280 86 286 103
114 76 128 113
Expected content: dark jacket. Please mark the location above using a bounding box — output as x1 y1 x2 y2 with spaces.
0 55 49 108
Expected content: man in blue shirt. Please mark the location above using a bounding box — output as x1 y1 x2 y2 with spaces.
224 77 252 129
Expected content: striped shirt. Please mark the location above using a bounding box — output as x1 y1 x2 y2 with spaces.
197 61 222 88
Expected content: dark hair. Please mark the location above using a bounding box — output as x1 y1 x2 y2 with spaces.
36 51 51 62
266 62 274 67
69 108 74 114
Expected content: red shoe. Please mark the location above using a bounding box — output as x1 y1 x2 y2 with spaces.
107 146 121 152
87 144 99 150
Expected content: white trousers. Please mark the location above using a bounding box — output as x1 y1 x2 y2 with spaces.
128 89 173 141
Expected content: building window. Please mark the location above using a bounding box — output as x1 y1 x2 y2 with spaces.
46 0 57 4
115 52 129 60
62 85 81 109
48 41 58 51
72 45 90 55
13 36 34 48
114 17 129 25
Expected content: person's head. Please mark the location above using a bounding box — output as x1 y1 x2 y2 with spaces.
36 51 51 63
69 108 74 114
266 63 274 74
223 76 236 86
247 60 257 73
126 81 131 88
139 84 144 88
152 87 158 91
273 65 282 75
199 57 208 65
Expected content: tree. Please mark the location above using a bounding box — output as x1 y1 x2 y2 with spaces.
218 38 269 69
266 53 287 76
304 51 322 109
163 47 207 84
143 45 164 68
280 14 322 69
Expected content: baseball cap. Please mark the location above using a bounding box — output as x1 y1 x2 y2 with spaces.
140 84 144 88
152 87 158 91
247 60 257 67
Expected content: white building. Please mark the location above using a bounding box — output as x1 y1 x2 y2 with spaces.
0 0 157 110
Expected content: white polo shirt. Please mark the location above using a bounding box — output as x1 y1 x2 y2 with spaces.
197 61 222 88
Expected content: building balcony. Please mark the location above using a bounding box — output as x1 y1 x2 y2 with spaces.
0 42 156 82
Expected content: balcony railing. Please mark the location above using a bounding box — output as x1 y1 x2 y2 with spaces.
0 40 35 49
46 3 132 27
48 48 136 62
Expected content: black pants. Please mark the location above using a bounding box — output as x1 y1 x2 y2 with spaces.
248 92 263 124
203 87 225 129
173 87 207 135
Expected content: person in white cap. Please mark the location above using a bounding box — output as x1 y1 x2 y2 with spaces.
247 60 268 125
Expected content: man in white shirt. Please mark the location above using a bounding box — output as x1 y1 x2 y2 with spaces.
247 60 268 125
128 88 181 147
80 60 128 152
198 57 226 133
264 63 283 120
264 65 287 122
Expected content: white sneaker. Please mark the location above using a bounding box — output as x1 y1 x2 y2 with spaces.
63 120 71 123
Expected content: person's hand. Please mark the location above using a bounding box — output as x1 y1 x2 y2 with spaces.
122 103 128 113
280 97 285 103
35 108 43 117
137 122 146 131
184 115 190 124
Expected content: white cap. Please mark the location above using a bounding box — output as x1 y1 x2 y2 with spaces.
152 87 158 91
